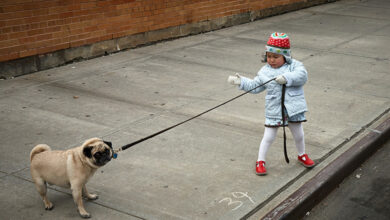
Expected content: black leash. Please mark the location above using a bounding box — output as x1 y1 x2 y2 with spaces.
281 84 289 163
113 77 276 156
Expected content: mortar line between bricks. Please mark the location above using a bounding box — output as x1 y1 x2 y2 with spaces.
8 172 146 220
241 107 390 219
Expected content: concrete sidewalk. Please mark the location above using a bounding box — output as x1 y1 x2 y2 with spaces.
1 0 389 219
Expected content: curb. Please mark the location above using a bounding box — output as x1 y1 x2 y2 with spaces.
262 116 390 220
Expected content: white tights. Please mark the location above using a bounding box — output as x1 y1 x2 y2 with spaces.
257 123 305 162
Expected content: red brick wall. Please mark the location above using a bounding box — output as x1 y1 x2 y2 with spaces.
0 0 305 63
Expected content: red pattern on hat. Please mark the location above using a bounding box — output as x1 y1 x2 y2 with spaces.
267 33 290 49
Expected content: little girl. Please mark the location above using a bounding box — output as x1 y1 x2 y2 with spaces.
227 32 315 175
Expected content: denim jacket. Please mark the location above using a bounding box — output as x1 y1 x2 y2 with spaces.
239 59 308 119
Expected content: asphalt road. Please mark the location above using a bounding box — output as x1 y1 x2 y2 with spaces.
304 139 390 220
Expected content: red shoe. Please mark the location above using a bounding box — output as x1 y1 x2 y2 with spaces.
256 161 267 175
298 154 315 168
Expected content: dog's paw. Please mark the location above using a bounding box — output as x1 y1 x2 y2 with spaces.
79 211 91 218
45 203 54 211
87 193 99 200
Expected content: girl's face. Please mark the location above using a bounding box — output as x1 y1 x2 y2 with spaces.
266 52 285 68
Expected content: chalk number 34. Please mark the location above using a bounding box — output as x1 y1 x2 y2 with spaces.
219 192 255 211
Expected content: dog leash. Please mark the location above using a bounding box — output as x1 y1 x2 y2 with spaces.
281 84 289 163
112 77 277 158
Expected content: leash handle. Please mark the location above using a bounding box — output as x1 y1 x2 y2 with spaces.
281 84 289 163
116 77 276 154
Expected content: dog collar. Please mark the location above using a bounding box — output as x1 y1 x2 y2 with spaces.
112 148 120 159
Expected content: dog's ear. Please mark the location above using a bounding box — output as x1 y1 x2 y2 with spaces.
83 146 93 158
103 141 112 149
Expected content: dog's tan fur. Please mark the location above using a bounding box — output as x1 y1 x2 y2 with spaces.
30 138 112 218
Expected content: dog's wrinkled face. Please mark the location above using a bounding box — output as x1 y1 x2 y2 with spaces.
83 140 113 167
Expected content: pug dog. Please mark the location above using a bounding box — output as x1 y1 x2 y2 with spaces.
30 137 113 218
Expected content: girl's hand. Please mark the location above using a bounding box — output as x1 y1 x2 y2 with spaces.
227 73 242 85
275 75 287 84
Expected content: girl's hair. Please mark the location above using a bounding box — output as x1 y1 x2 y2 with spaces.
262 53 267 63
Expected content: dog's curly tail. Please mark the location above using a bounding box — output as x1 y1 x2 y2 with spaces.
30 144 51 162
